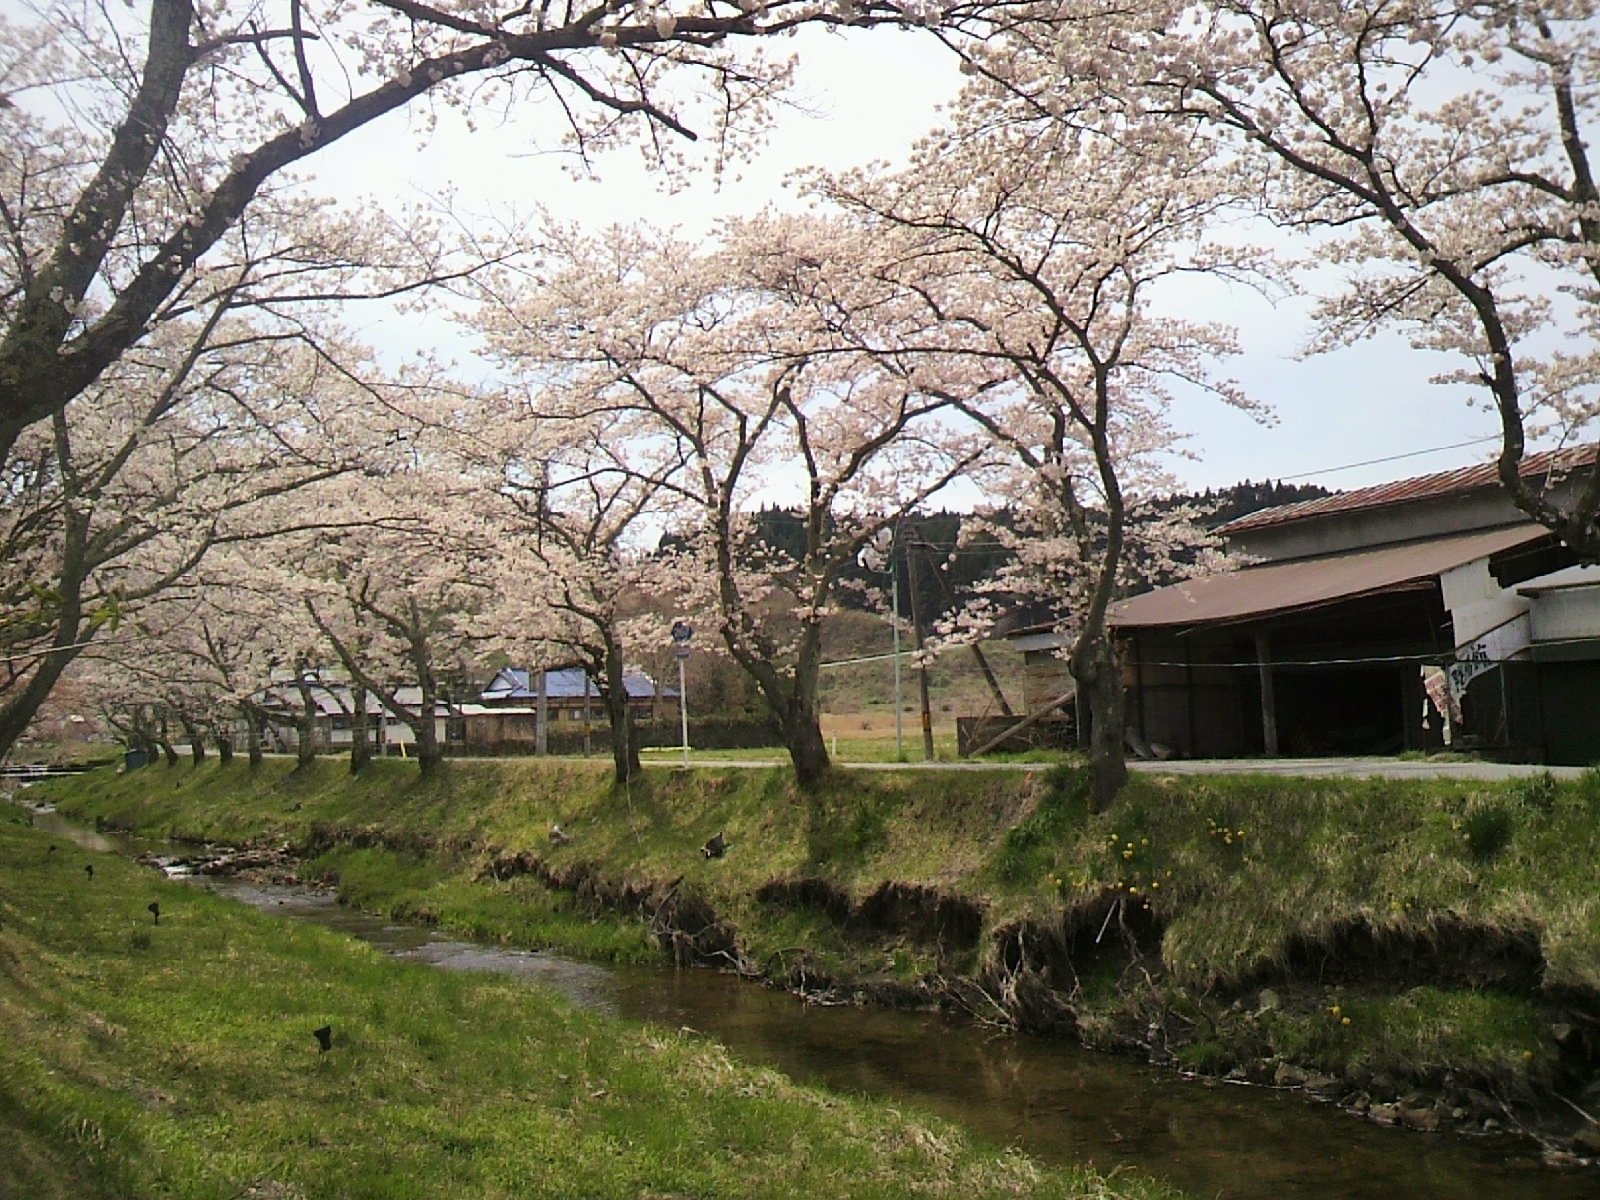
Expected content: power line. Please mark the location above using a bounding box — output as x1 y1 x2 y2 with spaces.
1276 435 1501 483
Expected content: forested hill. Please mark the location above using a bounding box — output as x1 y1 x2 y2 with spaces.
725 481 1336 620
1176 479 1334 525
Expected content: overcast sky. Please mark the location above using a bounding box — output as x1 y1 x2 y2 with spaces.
311 27 1505 498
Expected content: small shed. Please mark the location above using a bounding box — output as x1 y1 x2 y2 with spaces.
1108 449 1599 763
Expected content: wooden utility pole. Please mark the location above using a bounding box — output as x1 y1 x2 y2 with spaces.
1254 631 1278 757
922 538 1014 717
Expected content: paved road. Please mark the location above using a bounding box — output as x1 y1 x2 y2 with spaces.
1123 757 1588 781
651 755 1589 780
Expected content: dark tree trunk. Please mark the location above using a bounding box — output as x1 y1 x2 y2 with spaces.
413 698 443 774
0 545 88 761
242 704 264 767
602 643 640 785
135 732 159 762
216 733 233 765
180 714 205 765
160 739 179 767
293 676 318 767
1071 631 1127 813
0 645 79 763
349 684 372 774
784 695 831 789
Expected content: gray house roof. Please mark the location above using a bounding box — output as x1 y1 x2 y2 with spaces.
257 680 452 717
482 666 675 702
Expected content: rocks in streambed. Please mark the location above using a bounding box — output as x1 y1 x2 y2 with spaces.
1271 1061 1340 1094
136 843 301 885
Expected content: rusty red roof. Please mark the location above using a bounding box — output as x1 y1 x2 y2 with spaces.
1218 446 1598 535
1109 525 1550 631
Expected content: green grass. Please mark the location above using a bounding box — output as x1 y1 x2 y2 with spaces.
0 811 1179 1200
41 758 1600 995
1259 986 1551 1090
30 756 1600 1110
634 733 970 763
1036 770 1600 995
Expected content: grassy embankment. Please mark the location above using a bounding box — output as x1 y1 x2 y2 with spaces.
34 757 1600 1140
0 809 1180 1200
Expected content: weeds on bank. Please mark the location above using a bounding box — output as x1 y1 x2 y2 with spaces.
33 757 1600 1101
0 816 1179 1200
992 764 1094 885
1259 987 1552 1092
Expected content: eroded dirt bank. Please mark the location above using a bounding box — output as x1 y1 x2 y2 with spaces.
35 757 1600 1163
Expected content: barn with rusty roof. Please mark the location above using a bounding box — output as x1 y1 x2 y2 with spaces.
1108 448 1600 763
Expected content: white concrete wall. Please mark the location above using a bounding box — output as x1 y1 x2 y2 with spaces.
1529 585 1600 644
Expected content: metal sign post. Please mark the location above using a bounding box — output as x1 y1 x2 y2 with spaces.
671 622 694 768
860 530 904 760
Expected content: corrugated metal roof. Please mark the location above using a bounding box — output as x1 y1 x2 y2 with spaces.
1110 525 1549 631
1218 446 1597 535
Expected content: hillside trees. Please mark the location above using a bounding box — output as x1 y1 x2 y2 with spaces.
974 0 1600 558
817 107 1259 808
481 217 988 785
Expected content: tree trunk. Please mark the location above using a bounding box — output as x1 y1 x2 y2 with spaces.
0 645 79 763
1071 631 1127 812
180 714 206 765
785 695 831 789
602 642 640 785
293 676 318 767
160 739 179 767
242 704 264 767
413 695 443 774
349 684 372 774
216 733 233 765
0 556 88 761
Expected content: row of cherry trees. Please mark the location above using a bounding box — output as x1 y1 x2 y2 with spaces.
7 2 1600 806
59 145 1240 798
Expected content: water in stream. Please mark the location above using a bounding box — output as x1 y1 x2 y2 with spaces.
22 804 1598 1200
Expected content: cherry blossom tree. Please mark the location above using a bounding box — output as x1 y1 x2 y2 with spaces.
482 216 985 785
0 0 1026 466
296 467 494 775
467 401 688 784
817 107 1259 807
968 1 1600 557
0 306 392 762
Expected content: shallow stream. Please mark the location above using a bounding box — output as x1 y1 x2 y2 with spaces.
23 804 1598 1200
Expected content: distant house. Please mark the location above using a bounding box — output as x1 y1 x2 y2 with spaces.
461 666 678 749
1105 448 1600 764
255 679 458 754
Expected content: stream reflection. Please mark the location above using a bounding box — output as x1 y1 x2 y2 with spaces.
22 803 1596 1200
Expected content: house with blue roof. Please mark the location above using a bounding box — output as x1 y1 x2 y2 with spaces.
461 666 678 749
